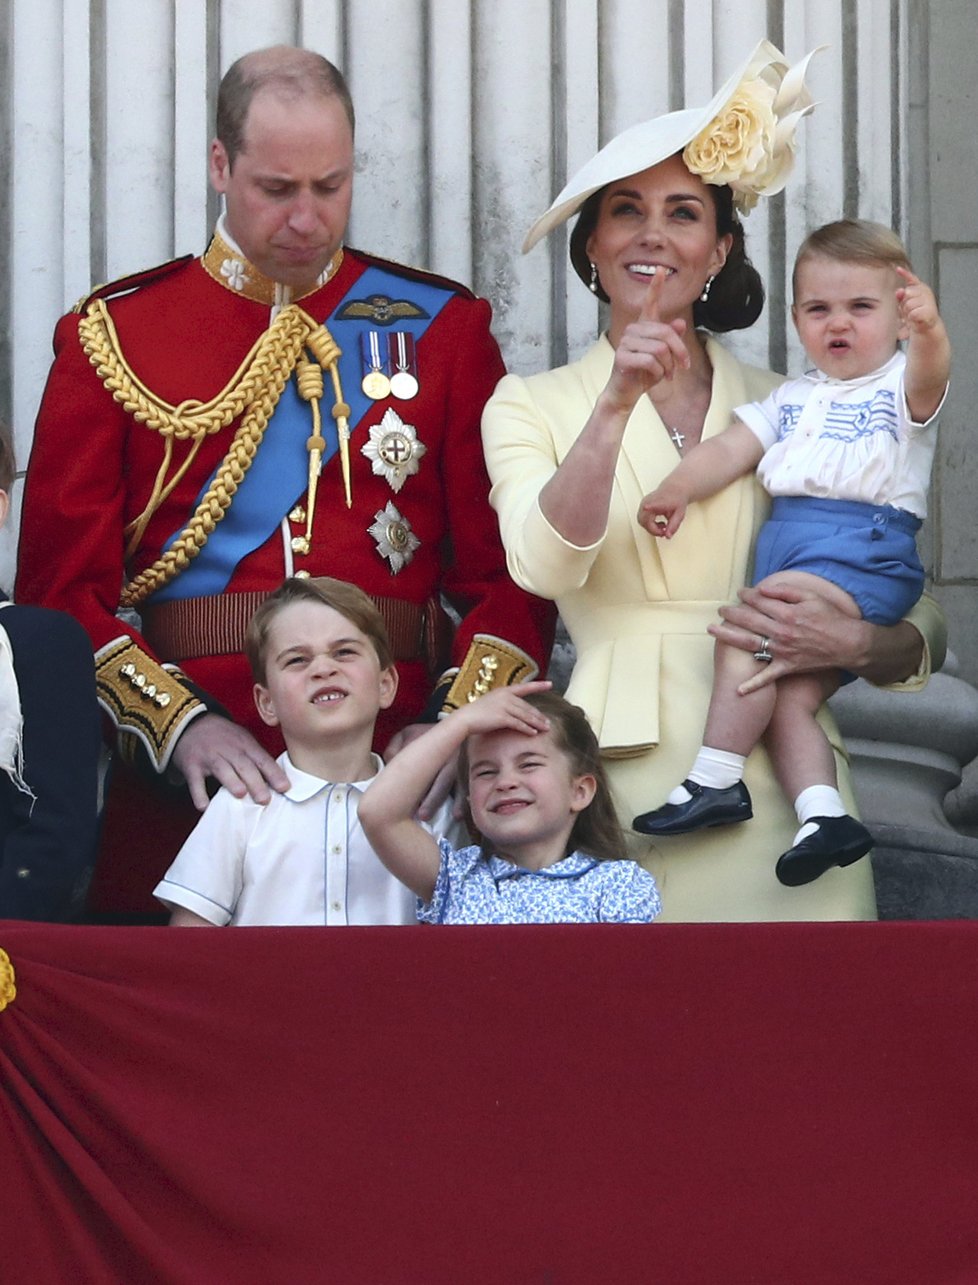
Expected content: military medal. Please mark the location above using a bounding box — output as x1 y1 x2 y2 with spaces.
368 501 420 574
389 332 419 400
361 408 426 494
360 331 391 400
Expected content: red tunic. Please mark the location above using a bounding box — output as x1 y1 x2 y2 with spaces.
18 242 555 913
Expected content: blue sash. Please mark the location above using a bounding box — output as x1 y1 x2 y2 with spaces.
151 264 454 602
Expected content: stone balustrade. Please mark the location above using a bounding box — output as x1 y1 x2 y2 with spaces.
829 654 978 919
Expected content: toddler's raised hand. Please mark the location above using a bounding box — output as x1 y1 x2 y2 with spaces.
896 266 941 333
896 263 950 423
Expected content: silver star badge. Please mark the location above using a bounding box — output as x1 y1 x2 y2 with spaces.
368 501 420 575
361 408 427 493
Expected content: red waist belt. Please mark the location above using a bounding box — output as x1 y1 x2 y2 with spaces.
140 591 453 673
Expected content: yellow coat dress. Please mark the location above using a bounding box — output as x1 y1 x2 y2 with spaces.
483 334 940 922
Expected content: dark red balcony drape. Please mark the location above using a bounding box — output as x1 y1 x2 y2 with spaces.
2 922 977 1284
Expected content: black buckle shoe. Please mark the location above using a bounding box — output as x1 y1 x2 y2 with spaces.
632 780 753 836
775 815 873 887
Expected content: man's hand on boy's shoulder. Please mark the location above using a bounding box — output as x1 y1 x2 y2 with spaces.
172 713 290 810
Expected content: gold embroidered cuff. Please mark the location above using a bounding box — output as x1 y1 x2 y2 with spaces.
0 948 16 1013
440 636 539 713
95 637 205 772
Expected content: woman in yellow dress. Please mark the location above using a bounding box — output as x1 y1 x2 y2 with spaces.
482 42 944 921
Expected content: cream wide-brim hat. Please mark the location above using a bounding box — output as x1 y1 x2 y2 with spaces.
523 39 821 253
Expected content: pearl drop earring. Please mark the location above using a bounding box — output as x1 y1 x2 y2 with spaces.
589 262 599 294
700 275 715 303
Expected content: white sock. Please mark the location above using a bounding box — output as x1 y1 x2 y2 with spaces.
792 785 846 845
667 747 747 805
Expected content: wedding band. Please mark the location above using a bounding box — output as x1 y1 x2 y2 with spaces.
753 635 774 663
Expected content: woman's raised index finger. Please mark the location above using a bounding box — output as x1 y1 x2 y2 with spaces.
639 266 667 322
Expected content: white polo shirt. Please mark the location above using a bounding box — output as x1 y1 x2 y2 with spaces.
154 752 451 926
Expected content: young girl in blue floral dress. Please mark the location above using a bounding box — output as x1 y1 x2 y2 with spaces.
358 683 661 924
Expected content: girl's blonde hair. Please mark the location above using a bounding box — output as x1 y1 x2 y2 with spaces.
458 690 629 863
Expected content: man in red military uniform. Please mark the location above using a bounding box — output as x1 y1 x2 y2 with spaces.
17 46 554 917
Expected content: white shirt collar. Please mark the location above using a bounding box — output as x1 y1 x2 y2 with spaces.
806 350 904 389
280 750 384 802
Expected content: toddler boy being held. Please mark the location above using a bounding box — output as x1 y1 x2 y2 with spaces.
633 219 950 886
155 577 446 925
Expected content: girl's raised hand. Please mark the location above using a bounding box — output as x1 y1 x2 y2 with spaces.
457 681 553 737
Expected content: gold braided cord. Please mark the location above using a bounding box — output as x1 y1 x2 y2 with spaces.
83 298 310 561
288 308 353 510
305 320 353 507
295 357 326 549
79 299 348 609
123 435 177 558
301 319 341 371
80 298 309 440
119 384 282 607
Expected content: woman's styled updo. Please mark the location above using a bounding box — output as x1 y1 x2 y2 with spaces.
568 162 765 333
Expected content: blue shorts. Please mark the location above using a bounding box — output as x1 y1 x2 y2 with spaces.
752 496 924 625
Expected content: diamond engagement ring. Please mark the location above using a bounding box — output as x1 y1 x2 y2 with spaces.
753 636 774 663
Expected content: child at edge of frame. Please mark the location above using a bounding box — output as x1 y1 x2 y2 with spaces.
0 419 101 921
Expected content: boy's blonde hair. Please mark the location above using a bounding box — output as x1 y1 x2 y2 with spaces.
793 218 912 298
245 577 394 682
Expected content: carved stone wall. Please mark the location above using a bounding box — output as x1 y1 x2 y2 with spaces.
0 0 919 588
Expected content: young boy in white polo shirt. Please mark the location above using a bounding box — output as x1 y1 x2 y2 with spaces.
155 576 449 925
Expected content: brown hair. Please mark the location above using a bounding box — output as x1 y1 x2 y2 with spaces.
569 164 765 332
0 421 14 493
458 691 629 863
245 577 393 683
216 46 355 169
792 218 911 299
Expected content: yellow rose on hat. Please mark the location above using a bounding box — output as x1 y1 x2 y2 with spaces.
683 43 823 214
683 80 778 212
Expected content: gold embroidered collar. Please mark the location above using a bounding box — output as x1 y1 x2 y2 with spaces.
201 224 344 306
